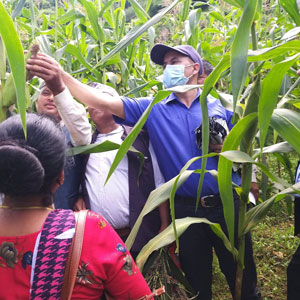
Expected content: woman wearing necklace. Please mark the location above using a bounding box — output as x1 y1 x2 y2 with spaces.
0 113 153 299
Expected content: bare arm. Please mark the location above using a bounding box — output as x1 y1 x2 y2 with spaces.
26 53 125 119
62 70 125 119
159 200 170 233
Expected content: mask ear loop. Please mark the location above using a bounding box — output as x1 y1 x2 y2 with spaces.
185 63 198 80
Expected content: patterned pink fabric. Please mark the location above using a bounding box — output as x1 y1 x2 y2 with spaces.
30 209 75 300
0 210 152 299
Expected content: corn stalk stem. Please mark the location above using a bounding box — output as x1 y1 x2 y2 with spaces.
234 21 259 300
234 200 246 300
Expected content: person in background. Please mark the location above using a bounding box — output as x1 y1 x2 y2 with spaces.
287 69 300 300
34 69 91 209
287 159 300 299
75 83 169 259
26 46 260 300
0 113 153 299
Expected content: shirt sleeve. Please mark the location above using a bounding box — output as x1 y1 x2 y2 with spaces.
149 142 165 188
54 87 92 146
114 97 152 126
77 211 152 300
251 164 257 183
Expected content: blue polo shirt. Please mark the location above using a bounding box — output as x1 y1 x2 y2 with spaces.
116 89 239 197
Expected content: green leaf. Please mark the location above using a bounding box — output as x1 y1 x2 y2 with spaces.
136 217 237 271
0 2 27 136
244 182 300 234
65 44 101 78
253 142 293 155
248 40 300 61
127 0 150 22
279 0 300 26
92 0 183 67
196 54 231 209
218 113 258 249
0 37 5 83
181 0 191 21
11 0 26 20
124 80 161 97
220 150 290 188
57 9 85 24
281 26 300 40
126 170 195 250
189 8 202 34
270 109 300 155
222 0 244 8
231 0 258 114
258 53 300 149
66 140 121 156
79 0 106 43
99 0 116 17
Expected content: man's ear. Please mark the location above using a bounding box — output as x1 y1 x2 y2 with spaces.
51 170 65 194
193 63 201 76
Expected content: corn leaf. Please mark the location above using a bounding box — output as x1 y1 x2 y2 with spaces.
127 0 150 22
231 0 258 114
65 44 102 79
253 142 293 155
258 53 300 149
11 0 26 20
279 0 300 26
57 9 85 24
196 54 231 209
220 150 290 188
244 182 300 234
181 0 192 21
126 170 195 250
0 37 5 83
218 113 257 249
269 109 300 154
136 217 236 271
93 0 183 67
248 40 300 61
0 2 27 135
79 0 106 43
222 0 244 8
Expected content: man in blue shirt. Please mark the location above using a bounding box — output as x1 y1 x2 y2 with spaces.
27 47 260 299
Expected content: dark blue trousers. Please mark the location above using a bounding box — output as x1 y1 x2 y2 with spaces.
287 244 300 300
175 196 260 300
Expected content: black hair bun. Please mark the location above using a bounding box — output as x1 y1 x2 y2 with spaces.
0 143 44 196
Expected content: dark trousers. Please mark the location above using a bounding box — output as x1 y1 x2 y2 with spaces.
287 244 300 300
175 196 260 300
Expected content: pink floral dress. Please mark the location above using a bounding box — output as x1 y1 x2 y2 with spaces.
0 211 152 299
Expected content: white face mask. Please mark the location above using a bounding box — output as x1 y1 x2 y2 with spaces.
163 64 194 88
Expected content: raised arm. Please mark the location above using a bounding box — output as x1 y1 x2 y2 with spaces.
26 53 125 119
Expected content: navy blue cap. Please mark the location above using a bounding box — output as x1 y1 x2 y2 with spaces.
150 44 203 75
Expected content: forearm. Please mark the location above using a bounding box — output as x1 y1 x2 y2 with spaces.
62 71 125 118
159 200 170 231
54 88 92 146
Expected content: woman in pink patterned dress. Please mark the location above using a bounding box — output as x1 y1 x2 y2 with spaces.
0 113 152 300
